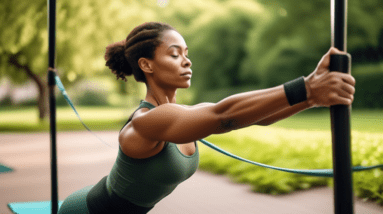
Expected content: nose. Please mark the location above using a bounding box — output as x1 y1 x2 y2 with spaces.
182 56 192 68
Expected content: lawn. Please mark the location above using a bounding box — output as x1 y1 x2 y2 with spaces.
271 108 383 133
0 106 133 132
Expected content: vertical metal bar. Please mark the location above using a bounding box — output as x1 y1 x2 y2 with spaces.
330 0 354 213
48 0 58 213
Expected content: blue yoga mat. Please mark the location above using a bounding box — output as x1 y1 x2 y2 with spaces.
0 164 13 174
8 201 63 214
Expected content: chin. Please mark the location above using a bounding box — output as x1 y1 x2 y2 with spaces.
183 82 191 88
179 85 190 89
178 81 191 89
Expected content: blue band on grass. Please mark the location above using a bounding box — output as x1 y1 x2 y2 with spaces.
283 76 307 106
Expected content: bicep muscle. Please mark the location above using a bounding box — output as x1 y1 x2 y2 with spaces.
131 103 223 144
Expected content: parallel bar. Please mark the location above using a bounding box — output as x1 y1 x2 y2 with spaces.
330 0 354 214
48 0 58 213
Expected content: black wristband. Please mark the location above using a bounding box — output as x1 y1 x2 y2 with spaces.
283 76 307 106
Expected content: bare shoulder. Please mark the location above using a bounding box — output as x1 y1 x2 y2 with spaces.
120 101 220 155
118 103 213 158
119 108 165 159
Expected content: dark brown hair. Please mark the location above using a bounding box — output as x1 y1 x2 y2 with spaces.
104 22 175 82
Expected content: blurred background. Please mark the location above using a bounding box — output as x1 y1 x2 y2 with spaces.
1 0 383 206
1 0 382 121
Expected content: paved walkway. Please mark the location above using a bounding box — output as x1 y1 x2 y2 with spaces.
1 132 382 214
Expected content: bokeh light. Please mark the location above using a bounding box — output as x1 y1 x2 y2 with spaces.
157 0 169 7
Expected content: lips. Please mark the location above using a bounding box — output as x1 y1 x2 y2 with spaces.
181 71 192 76
181 71 192 80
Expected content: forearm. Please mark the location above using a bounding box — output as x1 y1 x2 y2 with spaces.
252 99 312 126
248 76 313 126
214 84 292 131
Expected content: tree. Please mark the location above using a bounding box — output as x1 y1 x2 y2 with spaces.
241 0 383 88
0 0 49 119
0 0 154 120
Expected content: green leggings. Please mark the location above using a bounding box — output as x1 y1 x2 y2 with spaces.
58 185 93 214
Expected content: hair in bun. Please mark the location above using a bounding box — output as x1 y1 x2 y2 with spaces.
105 22 175 82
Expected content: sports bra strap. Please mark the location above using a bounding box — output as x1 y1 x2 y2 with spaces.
119 100 156 133
138 100 156 110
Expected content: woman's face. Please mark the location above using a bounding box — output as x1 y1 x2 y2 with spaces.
149 30 192 89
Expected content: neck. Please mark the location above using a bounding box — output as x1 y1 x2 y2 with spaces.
144 83 177 106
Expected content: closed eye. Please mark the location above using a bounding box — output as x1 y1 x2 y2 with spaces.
171 54 188 59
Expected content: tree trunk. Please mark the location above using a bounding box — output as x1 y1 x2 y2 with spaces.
8 54 49 121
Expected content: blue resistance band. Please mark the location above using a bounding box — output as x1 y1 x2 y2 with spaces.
55 75 383 177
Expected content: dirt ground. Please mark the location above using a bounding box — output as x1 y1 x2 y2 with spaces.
1 131 382 214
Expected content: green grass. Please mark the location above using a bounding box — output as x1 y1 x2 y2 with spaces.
0 106 134 132
271 108 383 133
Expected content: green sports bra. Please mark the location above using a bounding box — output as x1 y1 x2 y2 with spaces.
106 100 199 208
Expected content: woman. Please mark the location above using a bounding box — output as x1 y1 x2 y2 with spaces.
58 22 355 214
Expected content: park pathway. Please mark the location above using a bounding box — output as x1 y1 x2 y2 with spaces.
1 132 382 214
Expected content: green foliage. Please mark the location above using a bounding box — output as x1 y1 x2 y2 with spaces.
184 0 382 107
75 90 109 106
199 126 383 204
0 0 150 89
196 85 261 103
199 127 332 194
241 0 329 88
352 132 383 204
2 0 382 109
244 0 383 87
0 96 12 106
0 0 46 79
176 0 268 102
353 70 383 108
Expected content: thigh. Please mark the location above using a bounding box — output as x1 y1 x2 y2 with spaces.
87 176 154 214
58 185 93 214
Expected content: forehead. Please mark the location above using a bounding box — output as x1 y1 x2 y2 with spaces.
159 30 187 50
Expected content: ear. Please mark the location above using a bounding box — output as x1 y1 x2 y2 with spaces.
138 58 153 74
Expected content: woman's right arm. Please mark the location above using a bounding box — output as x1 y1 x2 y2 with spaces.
131 48 355 144
132 84 291 144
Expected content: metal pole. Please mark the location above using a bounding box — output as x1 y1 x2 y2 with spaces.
330 0 354 213
48 0 59 213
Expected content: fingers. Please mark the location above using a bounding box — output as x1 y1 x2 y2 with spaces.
332 73 355 106
341 73 356 86
336 85 354 100
312 72 355 107
318 47 348 69
342 83 355 95
331 72 355 94
335 96 353 106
